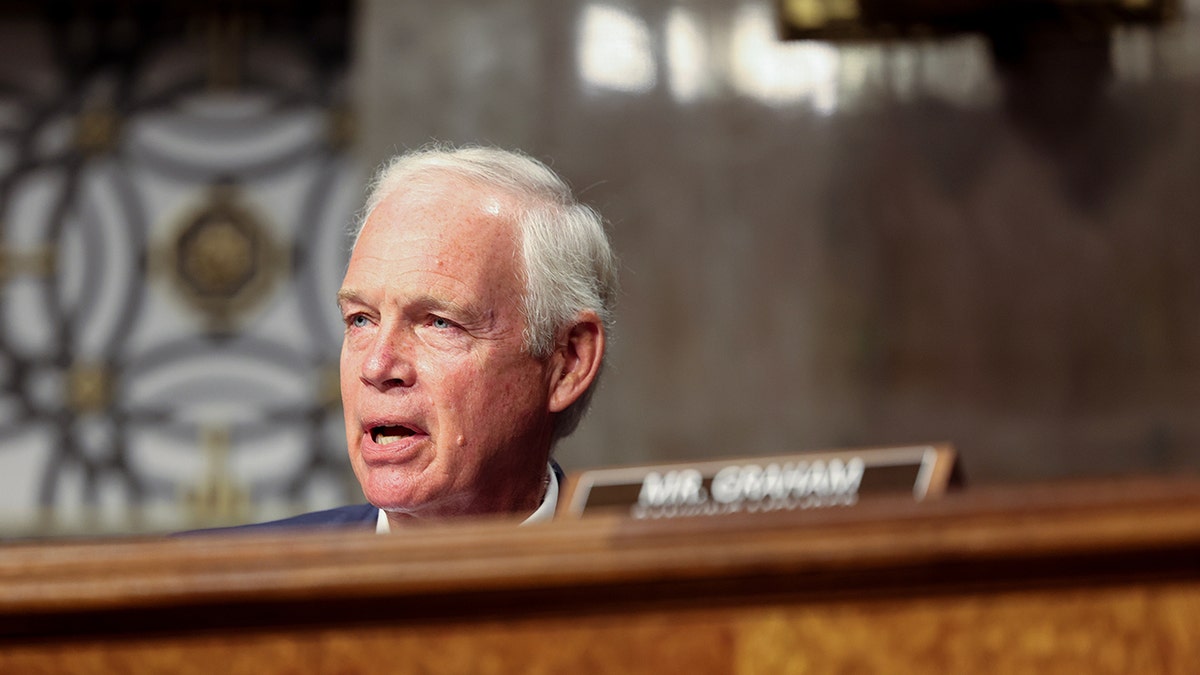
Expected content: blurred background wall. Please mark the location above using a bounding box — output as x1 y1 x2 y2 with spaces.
0 0 1198 535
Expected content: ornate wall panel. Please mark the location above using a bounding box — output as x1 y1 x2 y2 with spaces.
4 0 1200 536
0 3 359 535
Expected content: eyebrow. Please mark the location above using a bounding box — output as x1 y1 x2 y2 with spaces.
413 295 480 323
336 288 482 322
336 289 363 309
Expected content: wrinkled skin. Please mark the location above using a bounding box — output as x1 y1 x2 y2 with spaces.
337 175 601 525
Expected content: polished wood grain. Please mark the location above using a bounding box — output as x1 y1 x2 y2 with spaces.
2 475 1200 672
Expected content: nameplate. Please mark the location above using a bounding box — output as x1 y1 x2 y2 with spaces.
561 444 957 520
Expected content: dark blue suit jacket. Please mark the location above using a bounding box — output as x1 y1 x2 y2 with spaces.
192 462 564 534
191 503 379 535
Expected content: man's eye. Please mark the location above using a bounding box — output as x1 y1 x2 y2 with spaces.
432 317 452 329
348 314 370 328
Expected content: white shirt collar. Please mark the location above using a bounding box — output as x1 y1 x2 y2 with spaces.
522 461 559 524
375 462 559 533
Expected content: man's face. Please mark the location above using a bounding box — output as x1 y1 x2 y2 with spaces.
337 177 556 519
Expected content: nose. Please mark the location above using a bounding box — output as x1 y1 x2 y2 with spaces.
359 324 416 390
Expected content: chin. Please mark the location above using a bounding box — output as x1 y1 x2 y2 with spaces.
360 469 427 511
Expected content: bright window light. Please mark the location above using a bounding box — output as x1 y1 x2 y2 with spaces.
578 4 657 94
730 4 840 113
666 7 709 103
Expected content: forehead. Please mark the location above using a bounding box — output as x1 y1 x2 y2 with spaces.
346 176 525 296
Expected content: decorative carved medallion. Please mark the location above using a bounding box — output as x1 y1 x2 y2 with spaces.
163 184 285 331
75 107 120 155
67 363 112 413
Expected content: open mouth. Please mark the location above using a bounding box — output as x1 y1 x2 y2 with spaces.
371 425 418 445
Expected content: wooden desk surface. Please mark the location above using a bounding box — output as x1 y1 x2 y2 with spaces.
1 475 1199 673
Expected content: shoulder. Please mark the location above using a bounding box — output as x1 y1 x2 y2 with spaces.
262 503 380 528
181 504 379 535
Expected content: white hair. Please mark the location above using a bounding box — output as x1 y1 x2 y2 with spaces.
355 143 618 440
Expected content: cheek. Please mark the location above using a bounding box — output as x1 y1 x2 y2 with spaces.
426 350 551 438
339 350 362 452
341 400 361 463
339 342 355 392
339 369 357 419
477 367 550 428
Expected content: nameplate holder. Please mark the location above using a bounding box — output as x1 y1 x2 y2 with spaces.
560 443 958 520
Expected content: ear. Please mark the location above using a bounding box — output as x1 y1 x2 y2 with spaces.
547 311 605 414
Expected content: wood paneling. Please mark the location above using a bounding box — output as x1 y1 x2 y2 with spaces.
2 476 1200 672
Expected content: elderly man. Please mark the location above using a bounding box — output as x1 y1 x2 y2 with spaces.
237 145 617 531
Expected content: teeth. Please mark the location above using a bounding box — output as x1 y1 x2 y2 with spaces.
372 426 415 445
